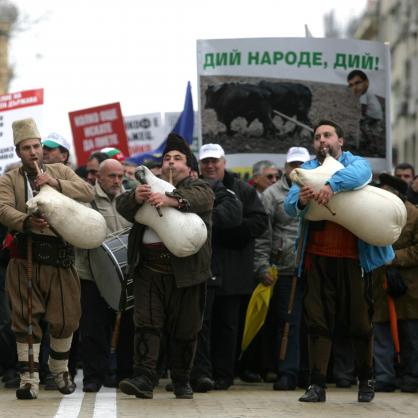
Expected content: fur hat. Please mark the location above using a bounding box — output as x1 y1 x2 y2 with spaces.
379 173 408 196
12 118 41 146
162 133 193 167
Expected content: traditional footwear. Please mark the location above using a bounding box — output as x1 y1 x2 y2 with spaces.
54 371 76 395
173 382 193 399
119 375 154 399
16 383 38 400
16 372 39 400
298 384 326 402
192 376 214 393
358 380 375 402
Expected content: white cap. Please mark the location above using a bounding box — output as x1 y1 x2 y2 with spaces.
43 133 71 151
286 147 310 163
199 143 225 160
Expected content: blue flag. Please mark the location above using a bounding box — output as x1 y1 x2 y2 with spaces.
127 82 194 165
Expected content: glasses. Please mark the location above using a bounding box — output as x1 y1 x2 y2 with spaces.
265 174 279 181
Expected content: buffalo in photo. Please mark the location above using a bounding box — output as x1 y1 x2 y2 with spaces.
258 81 312 128
204 81 313 138
205 83 276 137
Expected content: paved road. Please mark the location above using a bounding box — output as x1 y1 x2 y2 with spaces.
1 378 417 418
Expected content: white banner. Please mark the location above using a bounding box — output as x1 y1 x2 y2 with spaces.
197 38 391 173
0 89 44 175
124 113 164 156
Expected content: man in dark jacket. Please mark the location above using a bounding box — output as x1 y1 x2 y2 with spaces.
116 134 214 400
189 178 243 392
198 143 268 390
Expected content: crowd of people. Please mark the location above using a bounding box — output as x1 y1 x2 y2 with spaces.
0 117 417 405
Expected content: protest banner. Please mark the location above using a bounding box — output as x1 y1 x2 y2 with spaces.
0 88 44 175
197 38 390 173
69 102 129 166
124 113 164 156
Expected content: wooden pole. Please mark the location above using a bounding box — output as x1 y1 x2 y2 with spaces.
279 221 307 361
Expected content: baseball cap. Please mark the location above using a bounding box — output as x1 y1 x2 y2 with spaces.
286 147 310 163
101 147 125 162
43 133 71 151
199 143 225 160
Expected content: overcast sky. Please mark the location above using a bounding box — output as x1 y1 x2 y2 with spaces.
8 0 367 142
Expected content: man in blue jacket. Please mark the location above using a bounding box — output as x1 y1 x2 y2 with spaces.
284 120 394 403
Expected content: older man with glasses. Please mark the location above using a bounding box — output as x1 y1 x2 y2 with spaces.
252 160 281 197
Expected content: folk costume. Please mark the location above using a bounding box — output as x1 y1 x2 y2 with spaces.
116 134 214 399
0 118 93 399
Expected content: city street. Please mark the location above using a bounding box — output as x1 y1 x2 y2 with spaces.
1 378 417 418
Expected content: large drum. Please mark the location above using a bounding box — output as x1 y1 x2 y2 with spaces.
88 229 134 311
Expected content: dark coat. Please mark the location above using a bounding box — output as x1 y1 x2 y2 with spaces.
373 201 418 322
116 176 214 289
212 170 268 296
205 179 243 287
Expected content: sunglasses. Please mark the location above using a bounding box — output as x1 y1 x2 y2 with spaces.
265 174 279 180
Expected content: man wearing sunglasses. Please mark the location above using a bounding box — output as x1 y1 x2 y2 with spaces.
252 160 280 197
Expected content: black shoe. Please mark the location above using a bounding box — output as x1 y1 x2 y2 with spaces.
335 378 352 388
374 381 396 392
214 378 233 390
192 376 214 393
173 382 193 399
273 375 296 391
119 375 154 399
239 370 262 383
83 382 101 393
165 382 173 392
358 380 375 402
298 384 326 402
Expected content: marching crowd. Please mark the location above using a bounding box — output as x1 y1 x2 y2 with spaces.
0 117 417 404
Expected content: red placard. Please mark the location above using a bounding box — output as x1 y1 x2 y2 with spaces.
69 102 129 166
0 89 44 111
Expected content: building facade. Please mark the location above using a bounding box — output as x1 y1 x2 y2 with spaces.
0 1 18 94
354 0 418 168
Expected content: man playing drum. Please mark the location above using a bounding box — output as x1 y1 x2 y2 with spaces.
76 159 132 392
116 133 214 399
0 118 94 399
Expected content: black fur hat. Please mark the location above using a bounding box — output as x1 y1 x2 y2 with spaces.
162 133 193 167
379 173 408 196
